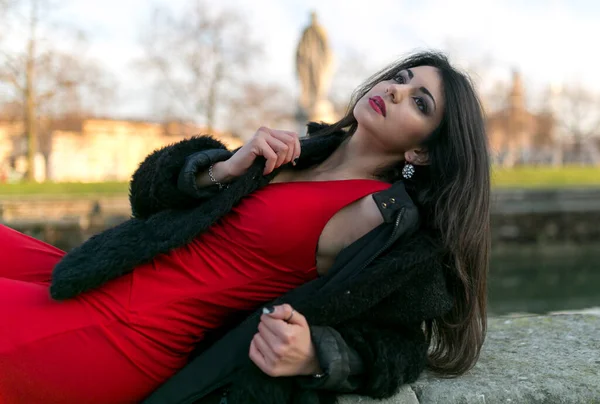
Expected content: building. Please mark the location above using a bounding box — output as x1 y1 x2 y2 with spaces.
486 71 556 166
0 117 243 183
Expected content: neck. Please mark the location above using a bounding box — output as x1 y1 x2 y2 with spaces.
314 127 404 179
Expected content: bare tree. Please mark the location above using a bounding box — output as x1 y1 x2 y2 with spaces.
0 0 115 181
483 80 513 114
227 82 296 140
558 84 600 164
442 40 513 114
0 0 9 23
139 0 261 132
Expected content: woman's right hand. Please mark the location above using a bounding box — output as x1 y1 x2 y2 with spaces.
224 127 301 177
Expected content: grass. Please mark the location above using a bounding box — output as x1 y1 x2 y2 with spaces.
0 181 129 198
491 166 600 188
0 166 599 197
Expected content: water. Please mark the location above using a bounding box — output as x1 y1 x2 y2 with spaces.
5 221 600 316
488 244 600 315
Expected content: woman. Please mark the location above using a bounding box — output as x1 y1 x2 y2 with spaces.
0 51 490 404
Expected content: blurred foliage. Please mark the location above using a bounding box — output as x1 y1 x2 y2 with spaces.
1 166 599 196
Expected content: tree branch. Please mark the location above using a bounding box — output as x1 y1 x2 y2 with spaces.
0 50 25 92
137 0 262 127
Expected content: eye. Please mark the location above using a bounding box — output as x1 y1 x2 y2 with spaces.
413 97 428 114
393 72 406 84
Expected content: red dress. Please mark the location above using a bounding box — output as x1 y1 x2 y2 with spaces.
0 179 391 403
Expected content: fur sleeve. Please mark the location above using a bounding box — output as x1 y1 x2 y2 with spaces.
129 135 229 219
334 320 428 398
224 321 428 404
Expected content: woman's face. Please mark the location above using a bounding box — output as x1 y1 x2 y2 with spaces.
353 65 445 158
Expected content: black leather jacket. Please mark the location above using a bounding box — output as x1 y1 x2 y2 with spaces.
50 124 453 404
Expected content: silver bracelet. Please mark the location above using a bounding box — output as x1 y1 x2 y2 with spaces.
208 164 227 190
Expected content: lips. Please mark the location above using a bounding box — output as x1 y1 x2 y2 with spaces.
369 96 386 117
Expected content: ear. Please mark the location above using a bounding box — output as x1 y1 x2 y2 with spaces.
404 147 430 166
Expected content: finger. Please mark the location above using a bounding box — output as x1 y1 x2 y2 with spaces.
264 135 288 169
264 132 288 154
280 130 300 154
267 304 308 327
270 130 296 164
254 332 278 364
264 136 289 169
264 303 293 321
249 338 272 375
260 314 288 337
290 131 301 164
280 131 300 165
259 318 288 346
255 126 271 140
259 139 278 175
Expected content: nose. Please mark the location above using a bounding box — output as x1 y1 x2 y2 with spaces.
386 84 410 104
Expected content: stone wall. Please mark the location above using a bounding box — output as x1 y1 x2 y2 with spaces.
491 188 600 244
0 196 130 222
2 188 600 249
342 313 600 404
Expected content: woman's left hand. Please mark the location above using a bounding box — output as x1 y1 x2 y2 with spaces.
249 304 323 377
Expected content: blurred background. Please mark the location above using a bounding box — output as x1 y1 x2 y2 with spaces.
0 0 599 316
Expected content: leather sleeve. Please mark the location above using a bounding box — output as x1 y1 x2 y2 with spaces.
295 326 364 392
296 319 427 397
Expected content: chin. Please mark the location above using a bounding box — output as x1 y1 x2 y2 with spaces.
355 104 380 132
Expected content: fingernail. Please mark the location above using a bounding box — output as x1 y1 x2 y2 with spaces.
262 306 275 314
293 157 299 166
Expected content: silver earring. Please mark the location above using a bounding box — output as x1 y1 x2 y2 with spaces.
402 163 415 179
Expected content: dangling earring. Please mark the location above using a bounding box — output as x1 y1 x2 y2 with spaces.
402 163 415 179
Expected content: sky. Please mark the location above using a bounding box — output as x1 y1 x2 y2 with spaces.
3 0 600 124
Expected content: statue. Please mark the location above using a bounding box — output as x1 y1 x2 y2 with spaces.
295 12 336 130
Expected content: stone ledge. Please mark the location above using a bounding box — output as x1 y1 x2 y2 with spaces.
341 314 600 404
338 386 419 403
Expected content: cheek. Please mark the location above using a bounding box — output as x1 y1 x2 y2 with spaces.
354 99 374 125
352 101 362 118
387 112 428 147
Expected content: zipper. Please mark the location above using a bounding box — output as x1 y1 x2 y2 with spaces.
184 376 235 404
219 387 229 404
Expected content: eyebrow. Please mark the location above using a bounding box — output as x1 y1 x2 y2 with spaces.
406 68 437 112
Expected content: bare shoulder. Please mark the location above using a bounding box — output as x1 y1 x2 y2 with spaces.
335 194 385 248
331 193 384 243
354 193 385 228
317 192 385 272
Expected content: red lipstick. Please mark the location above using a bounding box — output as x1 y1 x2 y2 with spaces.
368 96 386 117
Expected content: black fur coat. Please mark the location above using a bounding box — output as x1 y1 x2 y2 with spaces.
50 124 454 404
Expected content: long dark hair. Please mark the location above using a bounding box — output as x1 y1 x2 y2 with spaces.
312 51 490 376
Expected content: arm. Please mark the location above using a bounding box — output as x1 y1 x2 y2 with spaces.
296 321 427 396
252 305 428 397
129 126 301 219
129 135 233 219
303 260 452 396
